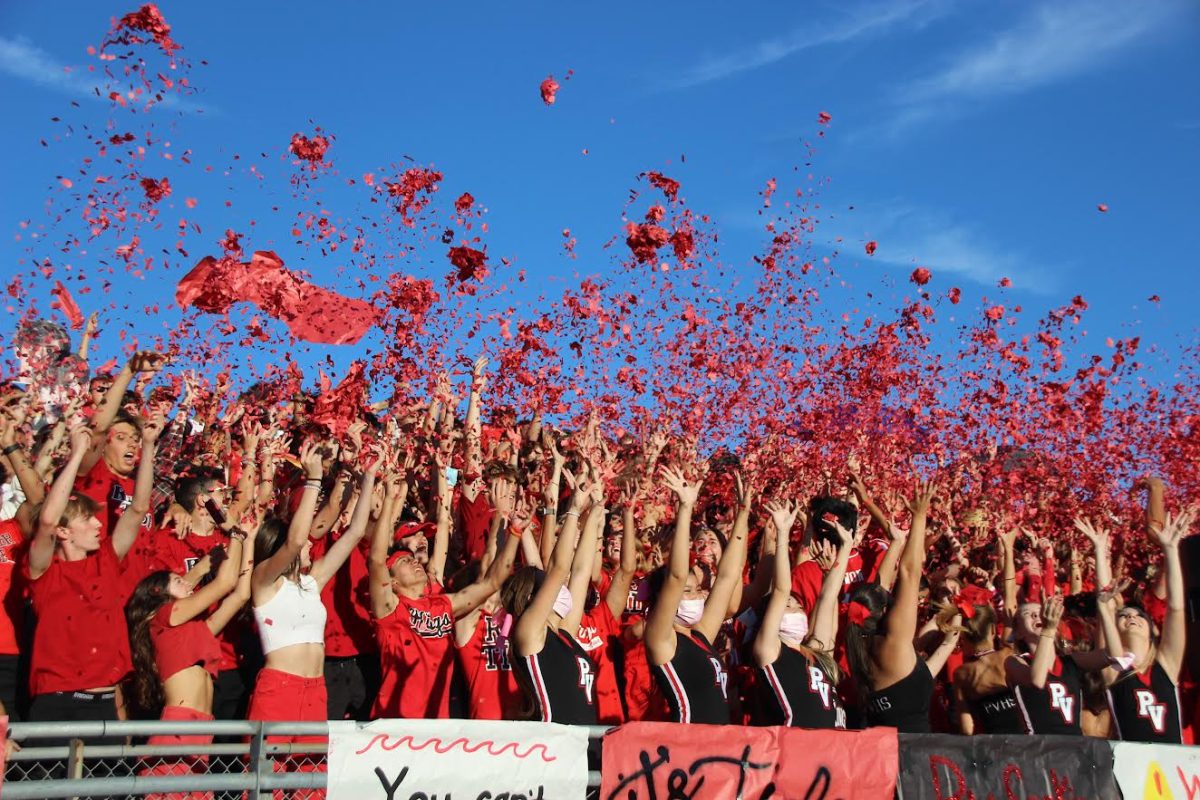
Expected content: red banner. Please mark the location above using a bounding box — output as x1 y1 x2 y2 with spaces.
600 722 898 800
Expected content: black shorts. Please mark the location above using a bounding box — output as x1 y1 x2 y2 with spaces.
325 656 366 720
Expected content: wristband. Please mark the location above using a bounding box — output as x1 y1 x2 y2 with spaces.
561 510 580 519
1 444 19 457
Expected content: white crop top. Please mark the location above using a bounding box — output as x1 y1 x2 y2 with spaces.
254 574 327 654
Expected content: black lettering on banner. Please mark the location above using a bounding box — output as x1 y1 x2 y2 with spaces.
374 765 408 800
604 744 788 800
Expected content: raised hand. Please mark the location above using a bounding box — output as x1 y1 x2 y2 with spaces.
764 499 800 537
1073 517 1109 551
298 439 324 480
1042 593 1064 631
1152 508 1197 551
906 478 936 516
660 465 703 507
490 477 516 521
142 409 167 446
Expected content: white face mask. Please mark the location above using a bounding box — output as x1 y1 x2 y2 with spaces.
675 597 705 627
552 586 573 618
779 611 809 643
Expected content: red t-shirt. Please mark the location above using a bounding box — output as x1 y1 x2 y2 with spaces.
372 592 455 719
150 601 222 682
457 609 520 720
457 490 492 564
74 458 151 541
791 559 824 612
25 539 132 694
577 602 626 725
0 519 27 656
621 637 668 722
313 533 375 658
0 519 28 656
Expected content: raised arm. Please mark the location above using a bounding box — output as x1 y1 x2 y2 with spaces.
753 500 801 667
29 421 91 579
427 451 452 585
809 517 853 653
1153 509 1194 681
924 614 964 679
1029 594 1063 688
999 525 1019 622
848 469 893 534
1 406 44 532
695 473 751 643
171 532 245 626
81 351 164 472
512 481 584 656
537 434 565 568
368 474 402 619
604 483 641 619
310 458 379 590
876 479 936 671
111 411 163 560
464 357 486 477
873 521 907 593
207 520 258 635
561 478 603 634
253 439 323 591
645 465 702 664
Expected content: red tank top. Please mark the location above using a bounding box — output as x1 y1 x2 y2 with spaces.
577 602 626 724
151 601 221 681
457 609 520 720
372 593 455 718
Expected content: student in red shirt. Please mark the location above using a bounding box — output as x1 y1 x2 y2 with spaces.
125 513 255 780
0 405 45 721
25 414 160 726
369 469 521 719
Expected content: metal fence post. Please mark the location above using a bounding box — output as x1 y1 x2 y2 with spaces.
247 721 269 800
66 738 85 800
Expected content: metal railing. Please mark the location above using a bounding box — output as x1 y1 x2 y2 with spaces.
4 720 607 799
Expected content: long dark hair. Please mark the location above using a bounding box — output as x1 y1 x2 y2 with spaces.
125 571 173 714
500 566 547 721
253 517 300 581
844 583 891 694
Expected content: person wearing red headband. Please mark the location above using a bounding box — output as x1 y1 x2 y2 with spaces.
368 466 521 719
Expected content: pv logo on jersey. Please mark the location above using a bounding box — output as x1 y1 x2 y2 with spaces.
576 657 596 703
708 657 728 698
1048 681 1076 724
808 666 832 710
1135 689 1167 733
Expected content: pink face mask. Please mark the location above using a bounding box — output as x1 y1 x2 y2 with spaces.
779 611 809 642
674 598 705 627
552 586 573 618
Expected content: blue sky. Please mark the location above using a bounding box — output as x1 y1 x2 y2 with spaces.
1 0 1198 390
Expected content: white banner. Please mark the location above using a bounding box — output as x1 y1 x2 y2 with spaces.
1110 741 1200 800
327 719 589 800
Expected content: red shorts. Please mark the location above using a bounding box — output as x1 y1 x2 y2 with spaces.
143 705 214 800
247 668 327 725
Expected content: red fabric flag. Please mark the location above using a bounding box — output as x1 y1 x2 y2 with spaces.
175 250 380 345
50 281 84 329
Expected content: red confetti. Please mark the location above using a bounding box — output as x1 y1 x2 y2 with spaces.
175 249 380 345
109 4 181 56
455 193 475 214
910 267 932 286
818 111 832 124
1097 203 1109 213
865 240 877 256
140 176 171 203
50 281 85 329
447 245 488 283
540 75 560 105
289 133 330 167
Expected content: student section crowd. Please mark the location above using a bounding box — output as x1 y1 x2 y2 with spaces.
0 336 1194 773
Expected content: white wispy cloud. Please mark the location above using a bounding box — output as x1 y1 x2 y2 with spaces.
822 203 1058 293
0 35 207 112
882 0 1186 135
660 0 949 91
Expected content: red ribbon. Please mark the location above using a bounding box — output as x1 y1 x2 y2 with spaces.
952 596 978 620
847 600 872 626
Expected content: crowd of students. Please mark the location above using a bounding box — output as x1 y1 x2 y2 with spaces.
0 335 1195 778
